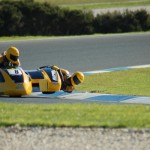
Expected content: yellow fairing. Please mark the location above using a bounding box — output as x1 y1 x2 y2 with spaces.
39 70 61 93
0 68 32 96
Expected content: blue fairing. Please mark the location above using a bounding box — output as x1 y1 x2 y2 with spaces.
26 66 59 83
27 70 44 79
0 72 5 82
9 73 24 83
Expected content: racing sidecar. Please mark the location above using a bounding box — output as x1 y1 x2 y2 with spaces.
0 65 82 97
0 66 62 97
0 67 32 97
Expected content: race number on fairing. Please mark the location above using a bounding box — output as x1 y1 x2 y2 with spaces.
7 69 22 75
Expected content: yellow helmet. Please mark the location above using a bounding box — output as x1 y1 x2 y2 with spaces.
70 71 84 86
5 46 20 65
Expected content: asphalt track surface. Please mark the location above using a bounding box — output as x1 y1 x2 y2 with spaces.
0 33 150 103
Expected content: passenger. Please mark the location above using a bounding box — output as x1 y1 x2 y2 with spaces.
51 65 84 93
0 46 20 68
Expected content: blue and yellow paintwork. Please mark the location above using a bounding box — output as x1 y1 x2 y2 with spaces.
0 66 62 96
27 67 62 93
0 67 32 96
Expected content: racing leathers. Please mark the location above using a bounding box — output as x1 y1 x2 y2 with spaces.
0 52 9 68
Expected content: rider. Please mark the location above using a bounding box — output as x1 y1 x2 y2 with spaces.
51 65 84 93
0 46 20 68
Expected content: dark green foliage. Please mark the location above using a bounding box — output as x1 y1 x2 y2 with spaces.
134 9 150 31
0 1 23 36
93 9 150 33
60 9 94 35
0 0 150 36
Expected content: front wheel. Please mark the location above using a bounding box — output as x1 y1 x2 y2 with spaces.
42 92 55 94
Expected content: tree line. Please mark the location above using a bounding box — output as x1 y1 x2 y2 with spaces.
0 0 150 36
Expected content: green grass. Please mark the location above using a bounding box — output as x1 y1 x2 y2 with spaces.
61 1 150 10
0 36 50 41
0 103 150 128
76 68 150 96
7 0 150 9
1 32 150 42
34 0 150 6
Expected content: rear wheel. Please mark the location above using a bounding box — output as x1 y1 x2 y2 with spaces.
9 95 22 97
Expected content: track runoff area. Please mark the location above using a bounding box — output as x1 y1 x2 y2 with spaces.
30 65 150 105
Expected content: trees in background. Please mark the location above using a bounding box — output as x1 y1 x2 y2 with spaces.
0 0 150 36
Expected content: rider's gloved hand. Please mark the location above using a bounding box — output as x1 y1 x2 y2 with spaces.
51 65 59 71
4 62 13 68
4 62 9 67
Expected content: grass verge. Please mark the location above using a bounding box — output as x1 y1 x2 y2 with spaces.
35 0 150 6
76 68 150 96
0 36 50 42
9 0 150 9
1 32 150 42
0 103 150 128
61 1 150 10
33 0 150 10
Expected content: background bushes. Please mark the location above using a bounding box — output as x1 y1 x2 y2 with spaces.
93 10 150 33
0 0 150 36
